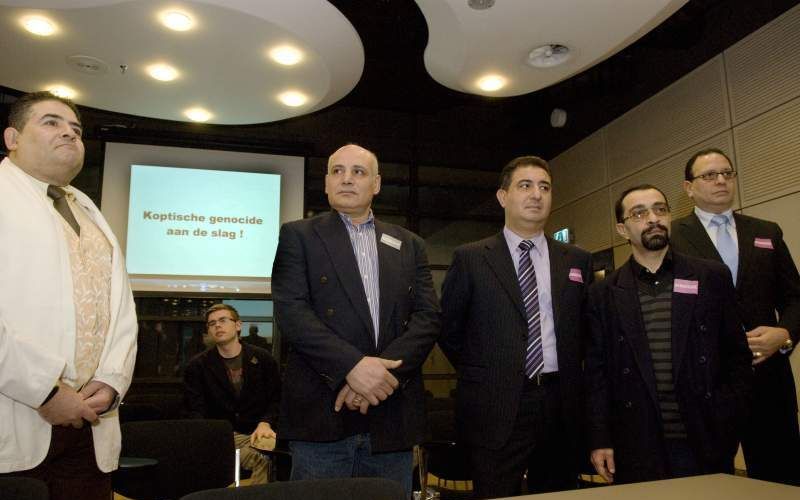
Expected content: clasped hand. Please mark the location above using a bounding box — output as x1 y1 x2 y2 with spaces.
334 356 402 414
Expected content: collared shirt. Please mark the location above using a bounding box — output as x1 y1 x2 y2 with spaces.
339 211 380 345
694 206 739 254
630 250 675 297
503 227 557 373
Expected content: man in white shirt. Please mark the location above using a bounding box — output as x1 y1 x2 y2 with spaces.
0 92 138 500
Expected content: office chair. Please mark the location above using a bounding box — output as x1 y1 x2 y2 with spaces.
113 419 235 499
0 477 49 500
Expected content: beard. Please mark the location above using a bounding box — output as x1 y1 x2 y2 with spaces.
641 224 669 251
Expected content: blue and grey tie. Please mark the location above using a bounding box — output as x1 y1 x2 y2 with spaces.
518 240 543 378
711 214 737 283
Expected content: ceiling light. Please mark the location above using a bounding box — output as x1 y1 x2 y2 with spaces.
21 15 57 36
159 10 194 31
527 44 571 68
268 45 304 66
45 85 77 99
476 74 506 92
184 107 212 122
278 91 308 107
147 63 179 82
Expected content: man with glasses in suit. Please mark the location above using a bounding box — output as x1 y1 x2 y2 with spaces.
671 149 800 485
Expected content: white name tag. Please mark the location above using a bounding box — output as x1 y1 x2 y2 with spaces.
380 233 402 250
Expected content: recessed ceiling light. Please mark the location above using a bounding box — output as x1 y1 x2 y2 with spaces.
268 45 304 66
278 91 308 107
159 10 194 31
21 15 57 36
476 74 506 92
45 85 77 99
184 107 212 122
527 44 571 68
147 63 179 82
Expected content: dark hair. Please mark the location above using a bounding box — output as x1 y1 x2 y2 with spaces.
684 148 733 181
204 303 240 322
7 91 82 131
498 155 551 190
614 184 670 223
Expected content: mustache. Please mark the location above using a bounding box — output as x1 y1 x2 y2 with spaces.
642 224 668 236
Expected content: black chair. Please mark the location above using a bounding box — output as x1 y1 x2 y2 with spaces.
0 477 49 500
178 478 405 500
113 419 235 499
417 408 472 499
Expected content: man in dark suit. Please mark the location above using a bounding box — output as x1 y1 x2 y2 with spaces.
271 144 440 496
439 156 593 498
586 184 753 484
183 304 281 484
671 148 800 485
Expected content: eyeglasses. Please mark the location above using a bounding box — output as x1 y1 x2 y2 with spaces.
207 317 236 328
691 170 737 182
622 204 670 222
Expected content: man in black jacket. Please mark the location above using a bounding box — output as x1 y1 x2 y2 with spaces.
671 149 800 485
586 184 752 484
184 304 281 484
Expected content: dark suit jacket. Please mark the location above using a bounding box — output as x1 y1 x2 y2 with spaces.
585 252 753 483
183 343 281 435
672 212 800 416
271 211 440 452
439 232 593 460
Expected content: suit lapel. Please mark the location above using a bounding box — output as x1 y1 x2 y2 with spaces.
547 237 567 334
671 257 698 382
484 233 526 321
733 213 754 289
313 212 374 335
612 262 659 408
678 214 721 261
375 220 400 349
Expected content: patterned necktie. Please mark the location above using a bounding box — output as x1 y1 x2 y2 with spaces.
711 214 737 283
518 240 543 378
47 185 81 236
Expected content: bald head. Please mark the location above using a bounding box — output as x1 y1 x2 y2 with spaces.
325 144 381 224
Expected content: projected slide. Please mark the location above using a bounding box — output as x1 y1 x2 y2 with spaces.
126 165 281 278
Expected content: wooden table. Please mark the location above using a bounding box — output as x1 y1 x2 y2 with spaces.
492 474 798 500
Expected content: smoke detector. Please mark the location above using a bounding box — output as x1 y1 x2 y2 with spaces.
527 44 571 68
66 55 109 75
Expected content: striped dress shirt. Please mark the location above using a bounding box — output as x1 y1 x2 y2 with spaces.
340 211 381 345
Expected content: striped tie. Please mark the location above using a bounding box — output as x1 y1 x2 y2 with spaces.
518 240 543 378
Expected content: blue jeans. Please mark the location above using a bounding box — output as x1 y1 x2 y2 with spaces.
289 434 412 498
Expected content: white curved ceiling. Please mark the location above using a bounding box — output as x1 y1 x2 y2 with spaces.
0 0 364 124
0 1 692 124
416 0 689 97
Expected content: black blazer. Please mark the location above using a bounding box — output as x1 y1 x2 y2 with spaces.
671 213 800 414
439 232 593 458
271 211 440 452
183 342 281 435
585 252 753 483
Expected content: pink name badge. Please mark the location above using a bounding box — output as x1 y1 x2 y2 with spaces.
754 238 774 250
674 279 699 295
568 268 583 283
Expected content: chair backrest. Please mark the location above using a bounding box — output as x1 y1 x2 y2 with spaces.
179 478 405 500
114 419 235 500
0 477 49 500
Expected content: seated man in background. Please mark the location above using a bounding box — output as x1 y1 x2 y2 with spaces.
586 184 752 484
184 304 281 484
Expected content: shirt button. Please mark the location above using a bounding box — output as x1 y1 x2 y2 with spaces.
622 367 630 375
624 401 633 409
699 356 707 364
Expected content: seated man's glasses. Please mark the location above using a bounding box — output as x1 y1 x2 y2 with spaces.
207 317 235 328
623 204 670 222
691 170 737 182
